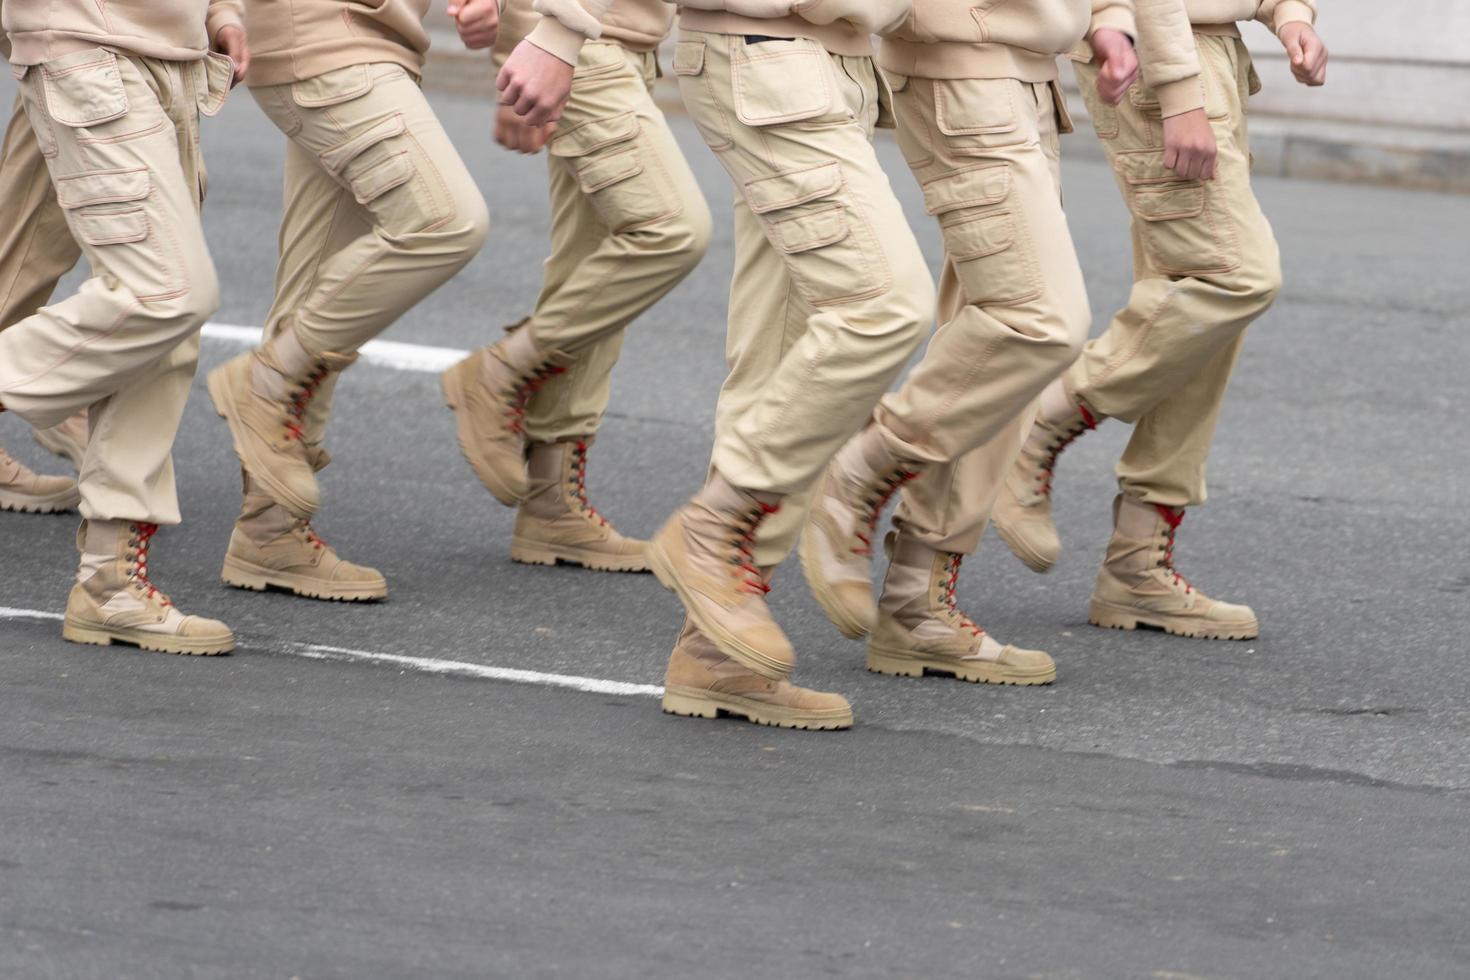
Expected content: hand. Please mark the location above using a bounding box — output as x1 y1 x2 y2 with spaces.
1089 28 1139 106
213 24 250 86
1162 108 1217 181
497 41 575 127
1279 22 1328 86
448 0 499 50
495 104 557 154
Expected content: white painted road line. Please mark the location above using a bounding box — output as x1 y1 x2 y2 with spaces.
0 607 664 699
202 323 468 374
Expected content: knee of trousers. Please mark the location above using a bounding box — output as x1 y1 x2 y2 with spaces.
620 194 714 276
882 249 939 360
1210 222 1284 322
129 257 220 340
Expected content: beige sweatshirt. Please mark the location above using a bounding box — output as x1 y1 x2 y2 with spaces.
494 0 672 70
3 0 243 65
243 0 432 87
526 0 911 62
1138 0 1316 117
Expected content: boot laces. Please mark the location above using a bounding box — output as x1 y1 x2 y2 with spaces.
285 363 330 442
126 522 172 606
853 467 918 557
1154 504 1194 593
729 500 781 596
505 362 567 435
1034 403 1097 497
568 441 608 527
297 520 330 551
937 553 983 637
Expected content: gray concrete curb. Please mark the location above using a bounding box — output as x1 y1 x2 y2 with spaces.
421 40 1470 195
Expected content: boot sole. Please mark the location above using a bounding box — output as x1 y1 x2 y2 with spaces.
993 517 1057 574
0 485 80 514
867 645 1056 686
206 363 318 519
1087 598 1259 641
221 555 388 602
510 538 649 573
62 616 234 656
440 361 525 508
648 536 792 682
32 426 86 470
797 524 872 640
662 686 852 731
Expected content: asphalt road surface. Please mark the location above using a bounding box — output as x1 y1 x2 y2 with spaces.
1 71 1468 980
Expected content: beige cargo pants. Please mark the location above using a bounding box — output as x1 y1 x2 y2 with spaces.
881 73 1090 556
0 96 80 328
1069 34 1282 507
0 49 229 525
249 63 490 448
674 31 935 566
522 41 711 443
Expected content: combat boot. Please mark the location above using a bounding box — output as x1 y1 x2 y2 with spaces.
1088 494 1258 640
221 462 387 602
33 408 89 470
868 532 1056 685
800 425 921 639
0 444 79 514
992 380 1101 573
511 438 648 572
441 322 571 507
63 520 235 655
662 614 852 730
208 326 355 519
649 473 794 680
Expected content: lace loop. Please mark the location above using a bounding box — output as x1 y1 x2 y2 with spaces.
126 522 173 606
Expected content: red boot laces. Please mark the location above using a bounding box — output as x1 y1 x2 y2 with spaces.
285 363 330 442
937 553 983 637
505 363 568 435
730 500 781 596
126 522 173 606
854 467 918 557
569 442 608 527
1153 504 1194 593
1035 403 1098 497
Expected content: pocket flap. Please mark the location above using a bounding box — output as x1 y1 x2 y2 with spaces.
293 64 373 108
1134 185 1205 222
320 114 407 176
349 151 414 205
73 207 148 246
41 49 128 128
56 167 151 209
575 148 642 193
769 205 849 254
934 78 1018 137
673 40 705 77
549 111 638 158
1116 150 1194 186
920 165 1010 216
744 161 842 215
945 210 1016 261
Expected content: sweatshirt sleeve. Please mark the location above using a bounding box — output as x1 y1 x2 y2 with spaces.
1088 0 1137 42
525 0 613 65
206 0 245 43
1135 0 1204 117
494 0 544 70
1256 0 1316 34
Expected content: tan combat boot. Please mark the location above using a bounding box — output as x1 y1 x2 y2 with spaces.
992 380 1101 573
33 408 89 470
662 615 853 730
799 425 921 640
221 461 387 602
1088 494 1258 640
63 520 235 655
207 325 355 519
441 322 571 507
649 473 794 680
0 443 79 514
868 532 1056 685
511 438 648 572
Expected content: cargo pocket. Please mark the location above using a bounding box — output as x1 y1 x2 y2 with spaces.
318 113 451 232
550 111 678 232
731 38 838 127
37 48 170 153
933 77 1028 153
1116 149 1239 277
744 160 888 307
56 167 185 301
922 164 1040 306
